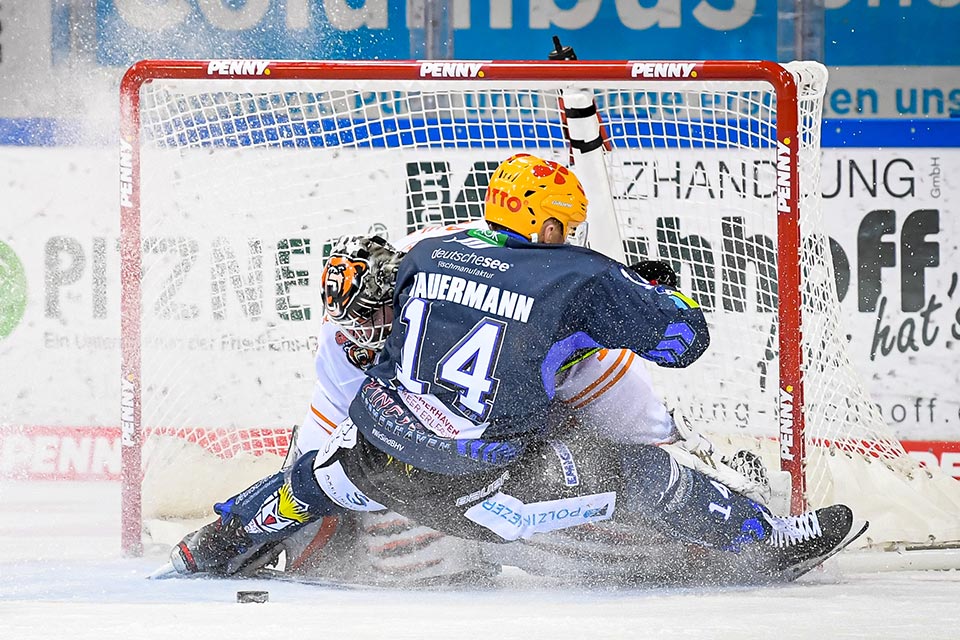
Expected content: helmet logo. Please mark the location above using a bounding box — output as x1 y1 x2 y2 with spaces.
322 254 369 320
486 187 522 212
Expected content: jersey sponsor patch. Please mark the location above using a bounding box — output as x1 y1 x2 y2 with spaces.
465 228 507 247
314 461 386 512
464 491 616 541
398 390 489 439
442 229 507 250
548 440 580 487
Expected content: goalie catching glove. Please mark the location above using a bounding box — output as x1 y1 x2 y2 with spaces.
663 409 772 506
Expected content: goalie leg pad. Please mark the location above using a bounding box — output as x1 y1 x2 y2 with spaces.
662 444 773 506
170 451 344 576
721 450 772 504
662 410 772 505
219 450 339 545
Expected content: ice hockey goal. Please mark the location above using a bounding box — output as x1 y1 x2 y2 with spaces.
119 59 960 558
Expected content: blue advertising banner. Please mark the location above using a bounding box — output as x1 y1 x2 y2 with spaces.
826 1 960 66
93 1 960 67
95 0 409 63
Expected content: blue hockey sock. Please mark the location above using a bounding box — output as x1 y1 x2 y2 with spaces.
213 450 339 546
619 445 769 552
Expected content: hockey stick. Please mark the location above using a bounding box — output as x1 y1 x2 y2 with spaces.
547 35 625 262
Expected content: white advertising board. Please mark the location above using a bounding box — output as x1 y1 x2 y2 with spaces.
820 149 957 440
0 145 958 479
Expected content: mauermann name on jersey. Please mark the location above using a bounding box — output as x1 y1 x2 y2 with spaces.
409 272 535 323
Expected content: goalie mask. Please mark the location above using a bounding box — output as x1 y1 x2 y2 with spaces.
321 235 403 350
484 153 588 242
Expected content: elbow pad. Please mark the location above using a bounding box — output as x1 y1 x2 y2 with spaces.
640 303 710 368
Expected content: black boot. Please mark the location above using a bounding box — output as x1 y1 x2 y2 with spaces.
755 504 861 578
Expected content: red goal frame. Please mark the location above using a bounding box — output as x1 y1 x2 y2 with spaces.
119 59 804 557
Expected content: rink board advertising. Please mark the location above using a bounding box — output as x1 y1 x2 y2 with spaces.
1 123 960 480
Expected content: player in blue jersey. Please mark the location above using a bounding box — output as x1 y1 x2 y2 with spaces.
169 154 863 582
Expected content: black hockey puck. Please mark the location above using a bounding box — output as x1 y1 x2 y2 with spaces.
237 590 269 603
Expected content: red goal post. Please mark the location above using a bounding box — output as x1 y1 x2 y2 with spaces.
119 59 960 559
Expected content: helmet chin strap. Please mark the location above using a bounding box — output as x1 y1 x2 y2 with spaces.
568 221 590 247
529 232 539 244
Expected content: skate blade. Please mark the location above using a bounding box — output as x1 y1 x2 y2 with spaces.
782 519 870 582
147 562 181 580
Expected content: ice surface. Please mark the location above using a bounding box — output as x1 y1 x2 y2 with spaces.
2 480 959 640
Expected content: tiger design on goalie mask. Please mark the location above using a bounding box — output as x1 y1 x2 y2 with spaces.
322 254 370 322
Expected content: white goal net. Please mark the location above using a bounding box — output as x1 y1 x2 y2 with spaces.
119 59 960 558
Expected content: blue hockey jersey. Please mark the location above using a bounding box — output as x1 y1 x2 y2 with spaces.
364 228 708 443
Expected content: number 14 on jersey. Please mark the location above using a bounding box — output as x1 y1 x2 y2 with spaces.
395 298 506 422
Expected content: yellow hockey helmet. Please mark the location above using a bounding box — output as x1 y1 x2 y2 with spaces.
484 153 588 241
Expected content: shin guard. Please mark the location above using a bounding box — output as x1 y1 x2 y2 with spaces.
619 445 768 552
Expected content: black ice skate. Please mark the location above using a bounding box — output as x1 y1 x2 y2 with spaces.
757 504 868 581
170 517 278 576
